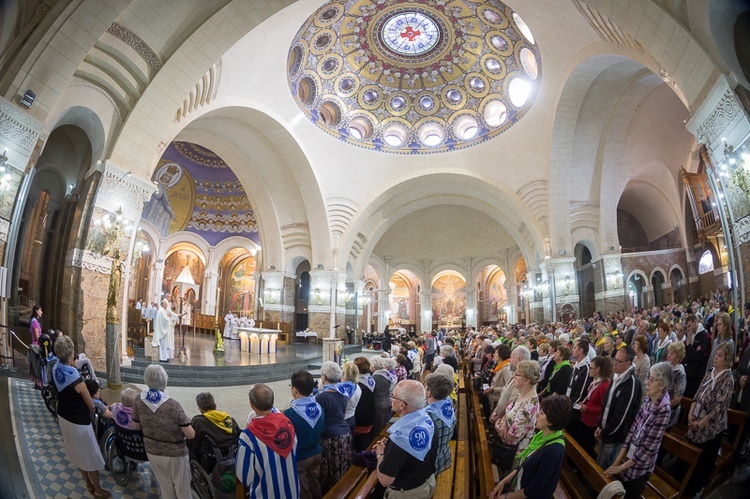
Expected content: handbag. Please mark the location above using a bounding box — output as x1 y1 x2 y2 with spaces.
491 440 519 471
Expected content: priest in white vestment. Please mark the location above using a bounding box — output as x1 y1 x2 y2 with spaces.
152 299 178 362
223 311 235 339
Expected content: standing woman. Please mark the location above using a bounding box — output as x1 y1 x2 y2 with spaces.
633 335 651 403
665 342 687 429
341 362 362 429
30 304 43 345
708 312 735 369
131 364 195 499
489 394 572 499
493 360 540 472
578 356 613 458
353 357 376 451
315 361 353 494
684 342 735 497
542 346 572 398
604 362 673 499
368 355 396 442
52 336 111 498
653 323 672 363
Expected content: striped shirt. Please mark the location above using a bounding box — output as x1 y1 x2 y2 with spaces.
236 428 299 498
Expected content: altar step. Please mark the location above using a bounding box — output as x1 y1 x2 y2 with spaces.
119 357 322 387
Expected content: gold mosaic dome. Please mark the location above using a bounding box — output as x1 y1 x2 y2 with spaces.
287 0 541 154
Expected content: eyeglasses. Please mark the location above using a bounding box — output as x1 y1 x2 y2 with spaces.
613 358 629 364
390 395 408 405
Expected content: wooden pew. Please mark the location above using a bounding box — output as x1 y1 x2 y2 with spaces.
560 430 612 499
706 407 748 494
643 431 701 499
470 390 495 499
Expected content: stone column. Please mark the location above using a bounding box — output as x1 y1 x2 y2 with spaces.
151 260 165 304
420 290 432 332
465 288 477 328
307 270 346 339
261 271 297 341
203 270 218 316
90 161 155 388
546 257 578 320
377 287 390 333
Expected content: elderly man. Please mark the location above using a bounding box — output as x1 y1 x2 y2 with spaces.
373 380 438 498
595 346 642 469
237 383 299 498
424 372 456 476
152 299 178 362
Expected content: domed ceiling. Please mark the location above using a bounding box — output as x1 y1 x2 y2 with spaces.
142 141 259 246
287 0 541 154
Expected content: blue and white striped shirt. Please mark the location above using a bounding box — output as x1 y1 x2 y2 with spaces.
236 428 299 498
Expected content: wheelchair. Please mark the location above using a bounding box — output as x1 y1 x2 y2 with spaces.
190 434 239 499
40 354 94 419
103 424 148 486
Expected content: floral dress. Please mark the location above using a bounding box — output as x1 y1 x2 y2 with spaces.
497 394 540 453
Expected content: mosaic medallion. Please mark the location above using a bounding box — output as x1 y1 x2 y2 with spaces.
288 0 541 154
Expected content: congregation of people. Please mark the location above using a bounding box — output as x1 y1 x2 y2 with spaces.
43 288 750 498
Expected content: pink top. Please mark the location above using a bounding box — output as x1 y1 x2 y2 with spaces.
30 318 42 346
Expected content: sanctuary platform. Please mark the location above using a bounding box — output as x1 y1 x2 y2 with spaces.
120 333 361 387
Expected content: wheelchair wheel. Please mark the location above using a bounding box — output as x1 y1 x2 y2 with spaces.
105 431 131 486
190 459 215 499
41 385 57 418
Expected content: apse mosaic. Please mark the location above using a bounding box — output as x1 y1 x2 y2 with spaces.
287 0 541 154
431 273 466 321
225 256 257 315
142 141 259 245
162 249 205 297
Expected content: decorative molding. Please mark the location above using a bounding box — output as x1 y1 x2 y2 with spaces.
529 301 543 310
735 214 750 244
595 289 626 300
0 96 46 154
687 75 750 163
95 161 156 220
689 276 699 283
573 1 644 51
264 304 295 313
619 248 683 259
68 248 113 274
107 22 162 70
174 59 222 122
556 294 579 304
308 305 332 314
0 217 9 242
327 196 359 236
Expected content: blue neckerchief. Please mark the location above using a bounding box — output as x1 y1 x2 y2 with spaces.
338 381 356 398
290 396 323 429
53 362 80 392
140 388 170 413
374 369 397 386
321 383 353 398
426 399 455 429
360 374 375 392
388 408 435 461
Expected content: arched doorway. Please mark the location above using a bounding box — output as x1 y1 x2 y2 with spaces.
576 243 595 318
670 268 685 304
628 274 644 309
651 271 666 307
11 125 93 332
294 260 310 331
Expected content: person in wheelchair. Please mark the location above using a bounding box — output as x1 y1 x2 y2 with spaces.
85 379 113 420
188 392 240 460
110 387 139 429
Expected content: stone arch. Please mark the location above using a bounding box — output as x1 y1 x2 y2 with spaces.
47 92 113 162
387 264 427 288
470 259 511 287
162 234 209 265
429 266 470 285
650 267 668 283
626 269 649 285
171 105 330 270
343 172 545 277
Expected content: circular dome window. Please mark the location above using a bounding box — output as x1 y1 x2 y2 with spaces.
508 78 532 107
288 0 542 154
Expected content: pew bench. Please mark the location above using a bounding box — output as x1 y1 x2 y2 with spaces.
643 432 701 499
560 430 612 499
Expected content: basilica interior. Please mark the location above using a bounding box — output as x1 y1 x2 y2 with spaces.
0 0 748 383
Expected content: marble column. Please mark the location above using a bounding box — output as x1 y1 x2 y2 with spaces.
465 288 478 328
420 290 432 332
377 287 390 333
307 270 346 339
150 260 165 305
261 271 297 341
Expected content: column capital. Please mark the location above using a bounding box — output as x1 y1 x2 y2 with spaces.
94 160 157 221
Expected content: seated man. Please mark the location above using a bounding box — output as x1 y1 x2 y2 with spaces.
373 380 439 497
188 392 241 459
237 384 299 498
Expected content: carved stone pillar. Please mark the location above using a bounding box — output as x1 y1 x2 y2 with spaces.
465 288 478 328
420 290 432 332
261 271 297 342
377 287 391 333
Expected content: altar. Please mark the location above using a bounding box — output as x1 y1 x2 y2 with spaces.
295 330 319 343
236 327 281 354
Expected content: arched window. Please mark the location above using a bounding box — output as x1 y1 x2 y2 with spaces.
698 250 714 275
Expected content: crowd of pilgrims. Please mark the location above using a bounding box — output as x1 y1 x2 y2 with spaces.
43 288 750 499
473 290 750 499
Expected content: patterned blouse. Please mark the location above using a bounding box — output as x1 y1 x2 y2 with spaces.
634 354 651 403
621 391 671 481
687 368 734 444
497 394 539 453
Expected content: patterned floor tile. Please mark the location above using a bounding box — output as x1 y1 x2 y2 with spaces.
12 379 165 498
